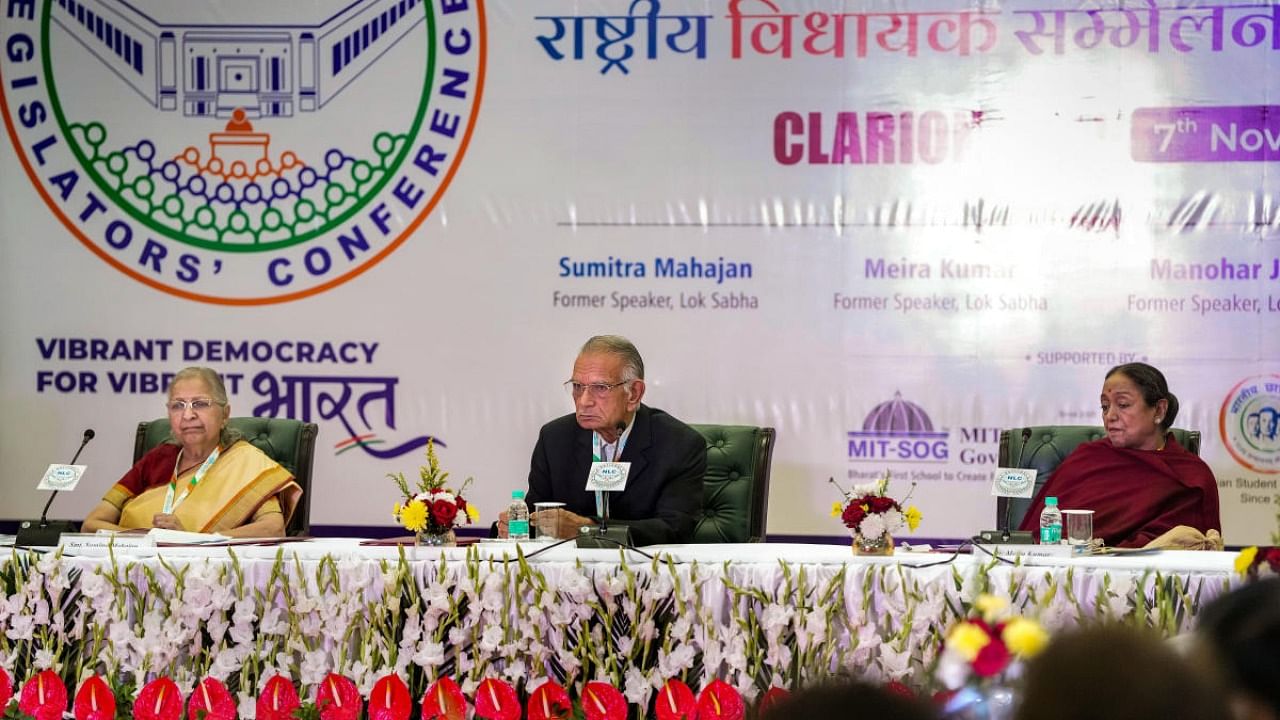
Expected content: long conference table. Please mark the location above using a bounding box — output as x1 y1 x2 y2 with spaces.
0 539 1238 711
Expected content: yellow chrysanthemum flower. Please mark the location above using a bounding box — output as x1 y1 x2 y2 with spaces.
398 499 428 533
1235 546 1259 576
905 505 922 531
830 501 844 518
1002 617 1049 658
974 594 1008 622
392 502 402 519
465 503 480 522
945 621 991 662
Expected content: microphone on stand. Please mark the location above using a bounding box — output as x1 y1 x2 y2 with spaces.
598 420 626 534
17 428 94 547
1001 427 1034 541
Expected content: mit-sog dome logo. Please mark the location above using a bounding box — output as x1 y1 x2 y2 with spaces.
1220 374 1280 474
1 0 484 304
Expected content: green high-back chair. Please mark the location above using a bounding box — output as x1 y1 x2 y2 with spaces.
134 416 319 536
689 424 776 543
996 425 1201 530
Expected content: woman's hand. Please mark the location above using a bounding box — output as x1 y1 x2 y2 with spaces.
152 513 185 531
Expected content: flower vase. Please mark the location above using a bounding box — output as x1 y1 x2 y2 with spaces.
415 529 457 548
852 532 894 556
941 684 1016 720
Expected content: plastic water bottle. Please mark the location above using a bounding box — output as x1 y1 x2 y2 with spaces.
507 490 530 540
1039 496 1062 545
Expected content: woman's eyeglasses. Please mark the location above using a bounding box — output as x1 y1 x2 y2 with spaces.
166 398 220 413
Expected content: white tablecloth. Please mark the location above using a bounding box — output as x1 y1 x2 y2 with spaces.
0 540 1238 710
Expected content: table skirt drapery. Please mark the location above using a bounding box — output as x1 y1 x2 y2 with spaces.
0 542 1236 716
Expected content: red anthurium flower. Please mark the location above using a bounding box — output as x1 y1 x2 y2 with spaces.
756 687 790 715
696 680 745 720
188 678 236 720
0 667 14 709
972 637 1012 678
580 682 627 720
473 679 519 720
315 674 361 720
20 670 68 720
654 680 695 720
256 675 300 720
421 677 467 720
368 675 411 720
74 675 116 720
134 677 182 720
526 681 573 720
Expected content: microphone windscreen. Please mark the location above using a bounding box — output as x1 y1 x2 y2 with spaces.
83 428 96 440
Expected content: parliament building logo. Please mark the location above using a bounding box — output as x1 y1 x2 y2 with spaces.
1 0 484 304
847 391 950 463
1220 374 1280 474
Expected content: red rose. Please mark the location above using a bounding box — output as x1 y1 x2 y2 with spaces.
842 503 867 528
869 496 897 513
972 637 1012 678
430 499 459 527
1263 547 1280 573
884 681 915 699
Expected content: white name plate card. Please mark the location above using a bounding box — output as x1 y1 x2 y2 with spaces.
58 533 156 551
586 461 631 492
984 543 1078 560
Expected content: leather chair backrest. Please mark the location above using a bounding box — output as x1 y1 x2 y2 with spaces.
689 424 775 543
996 425 1200 529
134 417 318 536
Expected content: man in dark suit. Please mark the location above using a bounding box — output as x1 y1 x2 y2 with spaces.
500 335 707 546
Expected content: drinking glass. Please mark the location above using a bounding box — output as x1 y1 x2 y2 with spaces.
1062 509 1094 546
533 502 565 540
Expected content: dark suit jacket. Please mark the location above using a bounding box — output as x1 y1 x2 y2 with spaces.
525 404 707 546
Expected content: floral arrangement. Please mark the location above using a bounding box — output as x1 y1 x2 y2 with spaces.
1235 498 1280 581
935 594 1050 691
389 440 478 536
830 472 922 542
1235 546 1280 580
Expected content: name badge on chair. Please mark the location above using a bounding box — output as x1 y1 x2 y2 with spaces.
586 462 631 492
991 468 1037 498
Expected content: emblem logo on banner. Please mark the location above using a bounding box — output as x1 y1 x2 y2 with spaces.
0 0 485 304
847 391 950 464
1220 374 1280 474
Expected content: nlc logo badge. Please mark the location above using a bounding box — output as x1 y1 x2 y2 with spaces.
1220 374 1280 475
1 0 484 304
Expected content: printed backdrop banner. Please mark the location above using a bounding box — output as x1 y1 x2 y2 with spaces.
1 0 1277 543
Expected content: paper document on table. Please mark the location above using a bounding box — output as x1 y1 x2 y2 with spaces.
146 528 231 544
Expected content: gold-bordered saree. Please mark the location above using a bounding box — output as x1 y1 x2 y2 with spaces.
108 440 302 533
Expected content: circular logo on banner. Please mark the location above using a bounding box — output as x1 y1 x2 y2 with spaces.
1220 375 1280 474
0 1 484 304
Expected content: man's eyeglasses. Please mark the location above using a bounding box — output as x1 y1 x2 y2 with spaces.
166 398 221 413
564 380 630 398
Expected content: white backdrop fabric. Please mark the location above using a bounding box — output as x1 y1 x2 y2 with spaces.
1 0 1277 543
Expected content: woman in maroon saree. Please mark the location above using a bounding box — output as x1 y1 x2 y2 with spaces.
1018 363 1220 548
